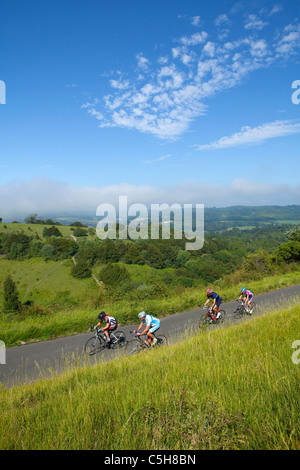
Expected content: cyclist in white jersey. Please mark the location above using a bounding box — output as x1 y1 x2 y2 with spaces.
94 311 117 344
134 311 160 347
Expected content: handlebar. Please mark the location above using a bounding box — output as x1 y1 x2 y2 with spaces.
130 330 147 338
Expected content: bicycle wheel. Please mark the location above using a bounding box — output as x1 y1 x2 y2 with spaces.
84 336 102 355
250 301 256 313
217 310 226 323
199 312 210 327
233 307 243 319
125 339 145 356
156 335 168 347
111 330 126 348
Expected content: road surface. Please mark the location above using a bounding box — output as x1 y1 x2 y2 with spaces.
1 284 299 388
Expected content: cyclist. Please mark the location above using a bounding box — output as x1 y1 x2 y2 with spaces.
203 288 222 321
94 311 118 344
134 311 160 347
239 287 254 313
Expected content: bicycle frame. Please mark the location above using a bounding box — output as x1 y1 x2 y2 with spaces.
204 306 220 320
130 332 154 348
94 327 118 344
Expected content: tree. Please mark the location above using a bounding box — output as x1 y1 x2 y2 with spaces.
276 241 300 263
24 214 39 224
99 263 130 286
42 226 62 238
71 260 92 279
41 244 55 260
3 275 21 313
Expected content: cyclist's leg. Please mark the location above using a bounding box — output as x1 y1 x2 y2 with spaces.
149 324 160 345
214 301 222 319
107 324 117 343
248 295 254 313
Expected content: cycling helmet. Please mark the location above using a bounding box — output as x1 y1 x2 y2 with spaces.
241 287 246 293
98 311 106 320
206 288 212 296
138 311 146 319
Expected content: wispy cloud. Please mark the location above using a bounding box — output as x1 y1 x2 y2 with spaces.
81 11 300 141
143 154 172 164
195 120 300 150
244 14 268 31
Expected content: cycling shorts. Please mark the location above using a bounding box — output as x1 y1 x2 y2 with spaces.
149 324 160 334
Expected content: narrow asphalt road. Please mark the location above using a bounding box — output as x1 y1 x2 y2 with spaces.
1 284 299 388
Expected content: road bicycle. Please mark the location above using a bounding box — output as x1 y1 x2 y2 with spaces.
233 300 256 319
199 306 226 327
125 331 168 356
84 327 126 356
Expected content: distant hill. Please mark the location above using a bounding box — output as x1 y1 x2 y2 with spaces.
1 205 300 232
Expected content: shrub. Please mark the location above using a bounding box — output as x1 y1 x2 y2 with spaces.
3 275 21 313
99 263 131 286
71 260 92 279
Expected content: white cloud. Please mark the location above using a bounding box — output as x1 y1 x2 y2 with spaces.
275 24 300 55
82 19 300 141
195 120 300 150
269 4 283 16
191 16 201 27
1 177 300 220
202 41 215 57
244 14 268 30
180 32 208 46
143 154 172 164
250 39 268 57
136 53 150 70
215 14 230 27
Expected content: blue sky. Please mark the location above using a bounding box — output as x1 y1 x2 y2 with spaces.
1 0 300 218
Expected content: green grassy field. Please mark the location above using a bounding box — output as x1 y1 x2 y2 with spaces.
0 258 98 306
1 304 299 450
0 222 79 238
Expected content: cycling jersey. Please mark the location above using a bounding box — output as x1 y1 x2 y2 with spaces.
144 314 160 333
104 315 117 330
245 290 254 300
211 292 222 305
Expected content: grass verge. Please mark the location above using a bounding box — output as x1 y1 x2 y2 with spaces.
0 305 299 450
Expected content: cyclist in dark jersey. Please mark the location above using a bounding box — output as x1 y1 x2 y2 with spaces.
203 288 222 321
94 311 117 344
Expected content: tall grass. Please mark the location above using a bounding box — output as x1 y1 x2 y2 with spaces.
1 305 299 450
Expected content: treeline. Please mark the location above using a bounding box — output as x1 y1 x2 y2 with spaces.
2 224 300 315
1 222 299 281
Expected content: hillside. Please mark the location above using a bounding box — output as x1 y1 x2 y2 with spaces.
1 305 299 450
1 215 300 346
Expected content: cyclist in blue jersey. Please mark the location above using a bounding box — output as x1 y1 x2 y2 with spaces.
134 311 160 347
239 287 254 313
203 288 222 321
